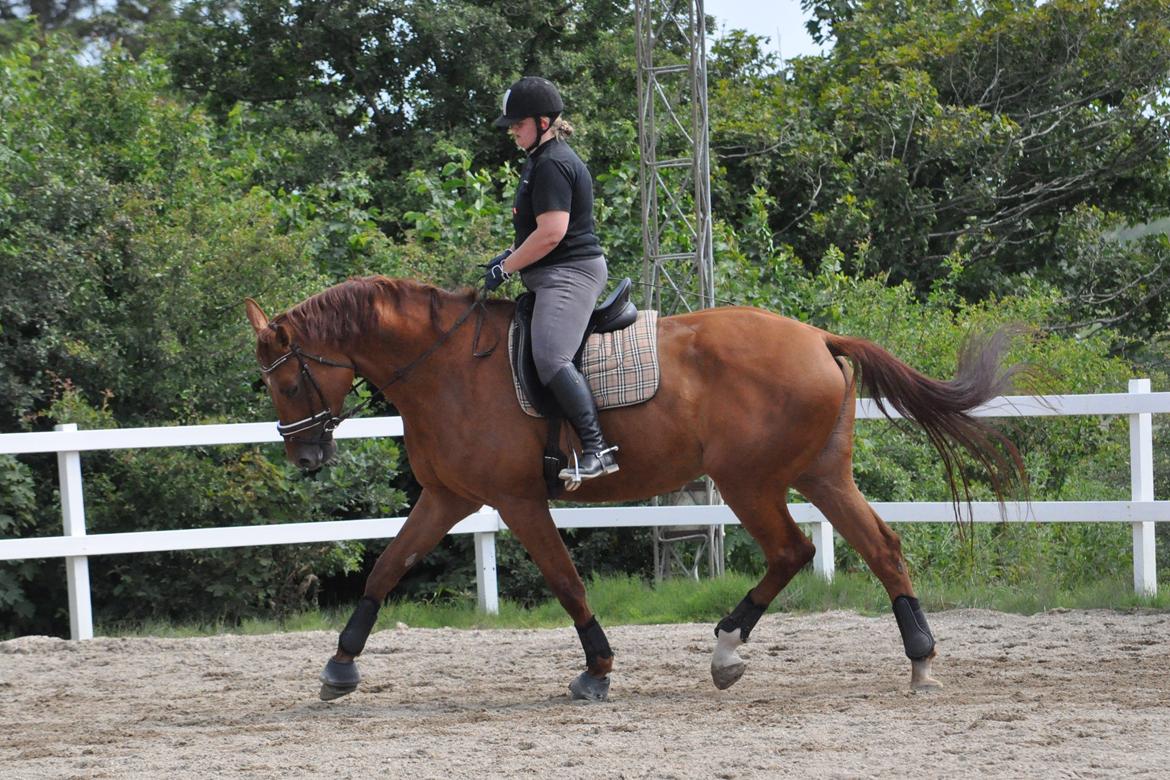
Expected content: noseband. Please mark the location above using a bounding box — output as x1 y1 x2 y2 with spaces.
259 297 495 443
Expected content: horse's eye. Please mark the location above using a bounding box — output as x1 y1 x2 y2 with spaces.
281 383 300 398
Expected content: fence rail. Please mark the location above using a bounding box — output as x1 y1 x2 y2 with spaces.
2 380 1167 640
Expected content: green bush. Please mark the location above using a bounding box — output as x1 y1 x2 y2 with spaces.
0 455 40 634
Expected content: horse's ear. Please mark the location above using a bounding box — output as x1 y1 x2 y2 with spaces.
244 298 268 334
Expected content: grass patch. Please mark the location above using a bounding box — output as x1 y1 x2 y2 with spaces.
913 571 1170 613
97 568 1170 639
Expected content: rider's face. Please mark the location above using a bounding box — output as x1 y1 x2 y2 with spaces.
509 117 545 150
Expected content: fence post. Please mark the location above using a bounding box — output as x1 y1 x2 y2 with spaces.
811 520 835 580
55 423 94 640
1129 379 1156 597
474 509 499 614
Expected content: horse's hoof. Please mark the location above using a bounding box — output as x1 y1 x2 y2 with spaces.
711 628 747 690
319 658 360 701
569 671 610 702
711 658 746 690
910 657 942 692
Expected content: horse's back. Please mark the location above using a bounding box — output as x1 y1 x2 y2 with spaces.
659 305 837 373
663 304 819 333
656 306 847 421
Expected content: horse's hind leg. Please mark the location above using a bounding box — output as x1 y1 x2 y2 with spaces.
706 480 816 690
796 476 940 690
793 366 941 691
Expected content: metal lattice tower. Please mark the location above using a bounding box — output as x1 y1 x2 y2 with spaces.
636 0 722 577
635 0 715 314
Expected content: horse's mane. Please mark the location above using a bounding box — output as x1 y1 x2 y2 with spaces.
273 276 480 345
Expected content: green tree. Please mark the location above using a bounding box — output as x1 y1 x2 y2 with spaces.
714 0 1170 352
163 0 640 208
0 454 39 634
0 1 177 54
3 6 1165 635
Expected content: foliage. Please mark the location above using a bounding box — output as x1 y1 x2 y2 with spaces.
0 37 326 430
392 143 517 288
5 386 408 631
716 0 1170 354
0 454 39 634
0 2 175 56
161 0 640 207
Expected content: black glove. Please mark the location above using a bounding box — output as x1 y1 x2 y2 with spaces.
483 249 513 292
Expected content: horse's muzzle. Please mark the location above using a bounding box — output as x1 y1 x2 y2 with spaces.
289 438 337 472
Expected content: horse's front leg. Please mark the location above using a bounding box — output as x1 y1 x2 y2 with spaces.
319 486 481 701
496 497 614 702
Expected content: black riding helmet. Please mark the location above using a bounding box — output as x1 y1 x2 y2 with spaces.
494 76 563 152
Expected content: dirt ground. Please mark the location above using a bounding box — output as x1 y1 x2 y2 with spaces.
2 608 1169 779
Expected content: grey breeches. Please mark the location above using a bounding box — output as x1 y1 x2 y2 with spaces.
520 256 608 385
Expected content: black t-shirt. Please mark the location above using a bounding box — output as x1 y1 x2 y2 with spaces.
512 139 604 267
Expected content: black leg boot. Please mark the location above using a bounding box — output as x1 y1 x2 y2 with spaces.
546 365 619 486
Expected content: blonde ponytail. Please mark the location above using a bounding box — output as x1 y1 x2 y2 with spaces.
552 116 575 141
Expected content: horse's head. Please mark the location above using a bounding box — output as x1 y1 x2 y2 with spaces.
245 298 355 471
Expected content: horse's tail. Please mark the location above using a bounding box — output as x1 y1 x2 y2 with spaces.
824 327 1029 510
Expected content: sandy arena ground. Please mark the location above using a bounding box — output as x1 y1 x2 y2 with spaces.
2 609 1169 779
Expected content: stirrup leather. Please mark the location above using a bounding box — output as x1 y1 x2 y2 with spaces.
560 445 620 491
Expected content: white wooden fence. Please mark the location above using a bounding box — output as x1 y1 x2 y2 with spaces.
1 379 1167 640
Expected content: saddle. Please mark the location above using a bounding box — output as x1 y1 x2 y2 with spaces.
510 277 638 418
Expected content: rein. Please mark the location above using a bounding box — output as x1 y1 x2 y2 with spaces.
260 296 496 441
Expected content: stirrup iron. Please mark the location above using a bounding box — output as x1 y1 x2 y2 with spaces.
559 445 619 490
563 450 582 492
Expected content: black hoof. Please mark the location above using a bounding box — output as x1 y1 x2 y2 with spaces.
319 658 360 701
568 671 610 702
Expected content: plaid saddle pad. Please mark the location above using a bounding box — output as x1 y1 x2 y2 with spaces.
509 310 660 418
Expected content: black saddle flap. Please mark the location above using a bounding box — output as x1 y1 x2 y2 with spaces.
512 292 559 417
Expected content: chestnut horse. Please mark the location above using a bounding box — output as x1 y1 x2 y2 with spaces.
245 275 1025 702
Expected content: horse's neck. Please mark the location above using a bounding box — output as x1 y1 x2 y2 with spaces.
359 289 496 412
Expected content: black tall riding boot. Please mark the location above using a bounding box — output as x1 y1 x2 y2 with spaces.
546 365 619 485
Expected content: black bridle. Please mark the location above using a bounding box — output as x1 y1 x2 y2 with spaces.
258 345 356 439
258 297 495 442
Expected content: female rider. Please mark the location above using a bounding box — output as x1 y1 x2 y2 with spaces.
484 76 618 484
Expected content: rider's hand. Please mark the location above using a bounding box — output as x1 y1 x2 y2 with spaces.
483 249 513 292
